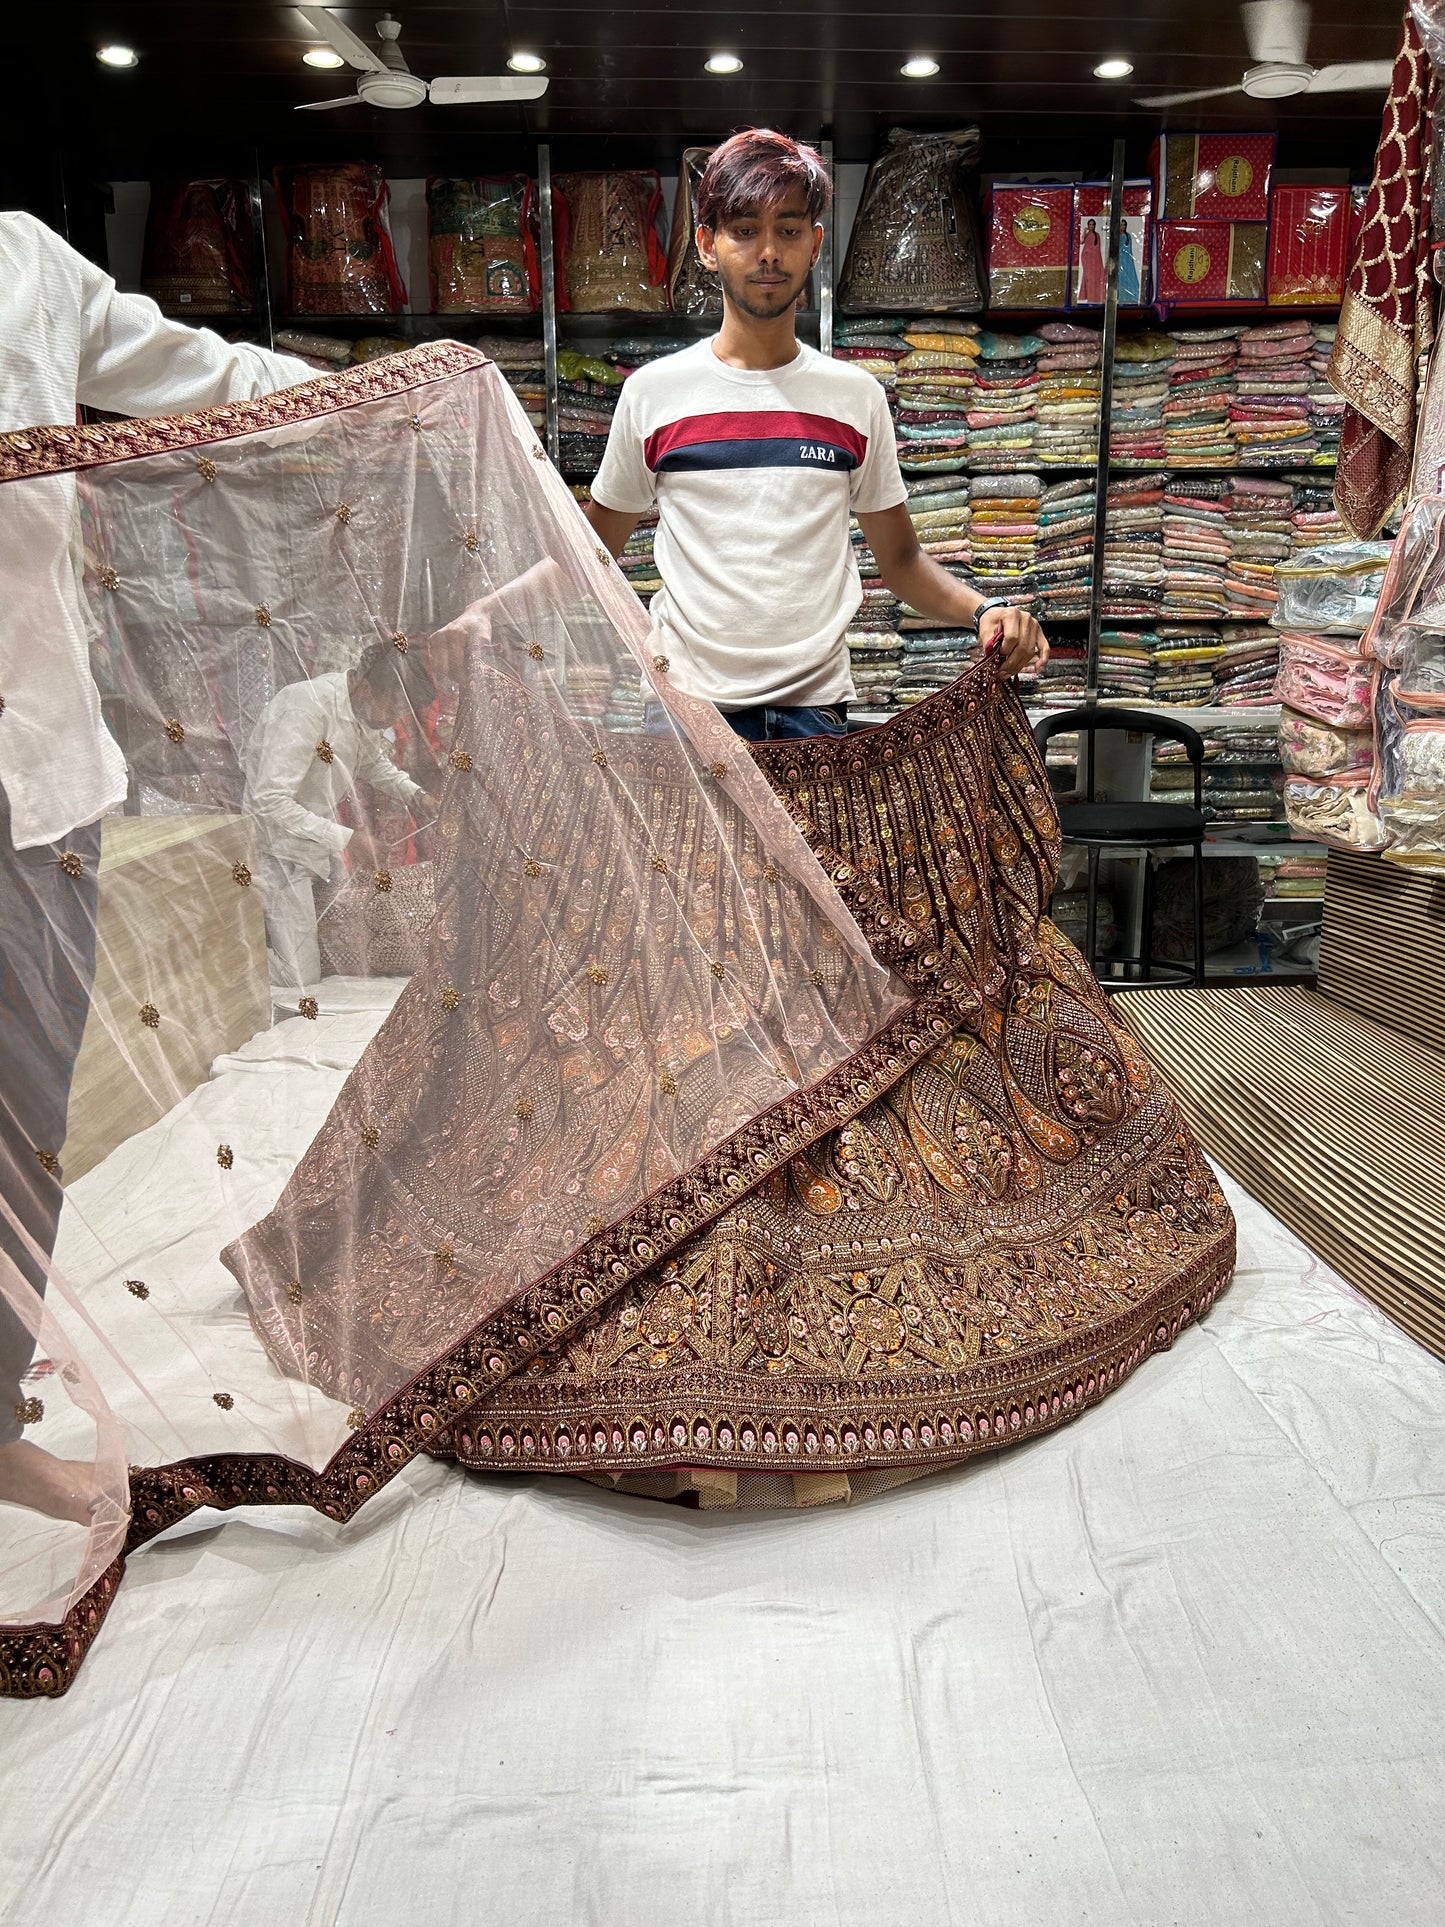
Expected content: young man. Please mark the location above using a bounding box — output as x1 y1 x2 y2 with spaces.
242 644 437 988
586 128 1048 741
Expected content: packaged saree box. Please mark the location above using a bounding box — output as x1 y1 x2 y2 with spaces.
1267 185 1349 306
1069 180 1152 308
1154 220 1267 305
986 184 1072 307
1151 132 1275 221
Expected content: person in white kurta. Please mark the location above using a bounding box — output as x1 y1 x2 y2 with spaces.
0 213 312 1522
243 658 428 988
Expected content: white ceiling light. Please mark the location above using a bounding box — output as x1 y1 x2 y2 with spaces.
303 47 345 68
507 52 546 74
705 53 743 74
97 44 138 68
1094 57 1134 80
901 56 940 79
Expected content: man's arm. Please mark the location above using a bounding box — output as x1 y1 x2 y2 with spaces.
585 499 643 560
857 504 1049 677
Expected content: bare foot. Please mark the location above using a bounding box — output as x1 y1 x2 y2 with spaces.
0 1439 101 1526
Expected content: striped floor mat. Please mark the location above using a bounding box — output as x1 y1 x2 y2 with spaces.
1122 983 1445 1361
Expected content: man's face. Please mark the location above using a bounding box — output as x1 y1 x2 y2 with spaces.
350 676 403 730
697 192 821 320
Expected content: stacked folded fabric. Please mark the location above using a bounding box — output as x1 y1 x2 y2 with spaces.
966 472 1040 602
1153 628 1227 705
1290 478 1351 549
617 511 661 603
906 480 972 566
1306 321 1342 463
1152 728 1284 823
605 666 648 731
1161 479 1231 620
568 664 614 724
1163 329 1240 468
966 332 1042 470
1229 319 1320 466
1035 321 1102 467
894 631 979 706
555 348 624 477
846 628 905 707
1033 477 1095 621
1097 629 1157 700
1028 642 1089 709
1101 472 1165 618
832 315 912 390
1222 477 1292 621
477 334 546 434
1212 624 1280 706
1109 331 1174 466
1262 853 1329 898
893 324 979 474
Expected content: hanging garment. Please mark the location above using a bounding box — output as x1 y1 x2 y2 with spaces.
553 171 668 312
1077 223 1106 305
838 128 986 314
141 180 255 316
426 176 538 314
278 163 407 315
666 148 720 317
1329 11 1436 535
0 344 1233 1697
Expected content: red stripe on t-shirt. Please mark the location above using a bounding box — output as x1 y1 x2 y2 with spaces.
643 410 869 471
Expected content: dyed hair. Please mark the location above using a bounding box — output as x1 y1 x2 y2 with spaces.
696 129 831 231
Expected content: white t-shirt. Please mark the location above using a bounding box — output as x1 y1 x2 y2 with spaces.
591 338 905 709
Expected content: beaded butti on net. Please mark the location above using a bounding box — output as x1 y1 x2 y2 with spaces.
0 344 1231 1695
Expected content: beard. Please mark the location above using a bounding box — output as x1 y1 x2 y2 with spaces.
716 256 810 319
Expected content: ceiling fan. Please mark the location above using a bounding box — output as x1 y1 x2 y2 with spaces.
294 6 548 111
1135 0 1394 107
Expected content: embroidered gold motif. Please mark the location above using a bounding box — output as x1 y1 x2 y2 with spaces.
523 857 543 877
440 984 459 1011
139 1003 160 1029
592 748 608 767
710 961 727 980
34 1149 59 1175
212 1392 234 1410
410 414 423 433
651 854 668 872
347 1407 366 1428
807 968 827 988
163 718 185 744
286 1280 304 1305
58 849 84 879
435 1241 455 1265
586 1214 607 1237
587 963 609 986
360 1125 381 1149
335 504 352 524
515 1096 536 1121
197 455 217 481
763 864 779 882
374 869 392 893
449 748 474 772
463 528 480 552
231 860 252 887
392 631 409 652
98 565 119 591
709 761 728 779
653 655 670 673
596 546 611 565
658 1070 678 1095
217 1144 234 1169
298 996 319 1020
527 643 545 661
14 1398 43 1427
125 1279 149 1299
315 739 334 764
255 605 272 628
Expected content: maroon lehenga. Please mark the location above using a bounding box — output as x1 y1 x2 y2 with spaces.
0 346 1232 1696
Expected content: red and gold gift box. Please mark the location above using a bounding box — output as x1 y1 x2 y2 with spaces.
1151 133 1276 222
1155 220 1268 304
1070 179 1153 308
987 184 1073 307
1267 184 1349 306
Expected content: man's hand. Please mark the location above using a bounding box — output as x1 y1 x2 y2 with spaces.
979 604 1049 678
346 827 390 871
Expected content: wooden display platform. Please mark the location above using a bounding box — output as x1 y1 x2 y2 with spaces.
61 814 270 1183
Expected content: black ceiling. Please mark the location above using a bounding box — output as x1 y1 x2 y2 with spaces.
10 2 1411 184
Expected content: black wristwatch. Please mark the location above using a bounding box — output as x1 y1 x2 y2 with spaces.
972 597 1012 635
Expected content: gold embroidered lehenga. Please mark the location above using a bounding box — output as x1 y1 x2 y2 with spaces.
0 346 1231 1697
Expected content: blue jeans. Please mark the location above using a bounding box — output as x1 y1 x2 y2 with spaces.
644 701 848 741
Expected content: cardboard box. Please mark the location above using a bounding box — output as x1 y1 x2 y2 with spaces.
1152 133 1275 221
1155 220 1268 304
1070 179 1153 307
987 184 1073 307
1267 184 1349 305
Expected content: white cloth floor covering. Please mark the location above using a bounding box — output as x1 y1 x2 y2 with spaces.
2 981 1444 1924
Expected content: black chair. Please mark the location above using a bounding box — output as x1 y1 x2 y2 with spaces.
1032 706 1206 990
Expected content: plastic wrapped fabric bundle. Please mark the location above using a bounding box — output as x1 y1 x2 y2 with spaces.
141 179 255 317
1271 544 1394 635
1278 706 1375 778
278 163 407 315
426 175 538 315
1283 774 1390 848
0 345 1235 1691
553 171 668 312
838 128 986 314
1275 633 1377 727
666 148 720 317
